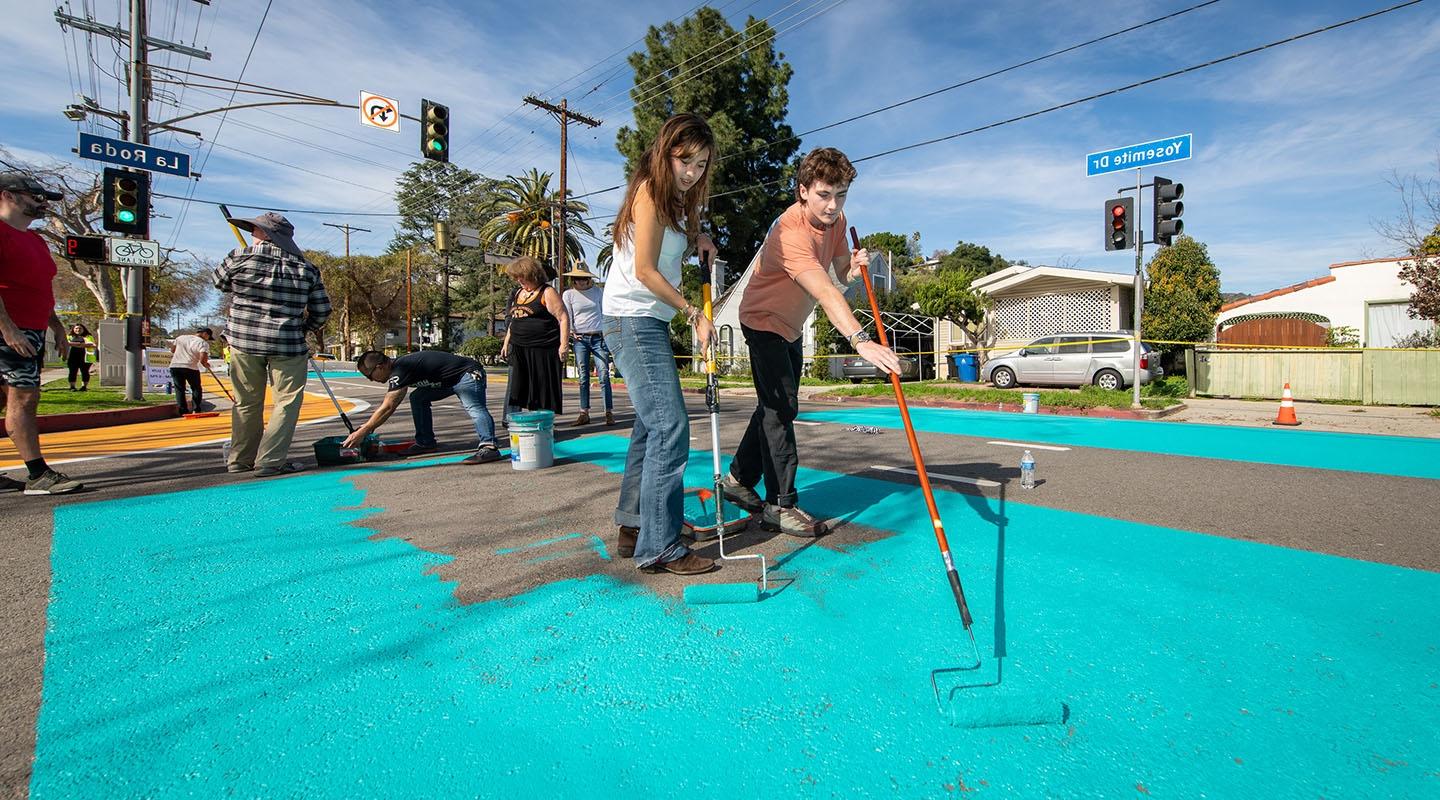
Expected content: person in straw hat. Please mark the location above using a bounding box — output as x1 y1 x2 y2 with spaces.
561 263 614 426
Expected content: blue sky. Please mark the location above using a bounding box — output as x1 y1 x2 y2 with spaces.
4 0 1438 296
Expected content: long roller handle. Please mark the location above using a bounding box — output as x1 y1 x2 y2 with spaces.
850 227 974 630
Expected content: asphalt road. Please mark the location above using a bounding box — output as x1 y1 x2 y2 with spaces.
3 377 1437 796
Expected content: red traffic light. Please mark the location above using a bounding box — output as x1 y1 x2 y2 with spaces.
1111 205 1126 218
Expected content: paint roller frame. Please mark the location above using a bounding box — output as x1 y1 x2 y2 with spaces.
682 253 768 606
851 227 1065 728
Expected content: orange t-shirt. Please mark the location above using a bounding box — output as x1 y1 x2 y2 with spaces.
738 202 848 342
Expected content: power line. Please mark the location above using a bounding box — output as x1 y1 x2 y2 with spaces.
571 0 1227 202
167 0 274 247
694 0 1426 203
151 192 404 216
723 0 1226 165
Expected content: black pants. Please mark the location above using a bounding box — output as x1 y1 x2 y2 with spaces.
731 324 803 508
67 360 91 387
170 367 202 413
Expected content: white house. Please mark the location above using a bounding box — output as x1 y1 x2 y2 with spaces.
1215 257 1429 347
966 264 1138 346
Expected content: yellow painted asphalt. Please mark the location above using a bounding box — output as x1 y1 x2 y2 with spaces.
1 372 365 470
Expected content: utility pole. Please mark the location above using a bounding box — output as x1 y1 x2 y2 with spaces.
123 0 148 401
523 96 600 279
406 248 413 352
322 222 371 360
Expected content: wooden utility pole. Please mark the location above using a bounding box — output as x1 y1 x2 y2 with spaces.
522 96 600 278
322 222 371 360
405 248 413 352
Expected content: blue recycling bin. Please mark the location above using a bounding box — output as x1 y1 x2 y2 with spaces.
950 352 979 382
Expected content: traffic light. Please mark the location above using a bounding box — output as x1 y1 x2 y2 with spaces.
421 99 449 162
1153 176 1184 246
101 167 149 237
65 234 106 261
1104 197 1133 251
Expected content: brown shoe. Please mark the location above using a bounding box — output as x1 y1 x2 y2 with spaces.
617 525 638 558
604 410 615 426
641 552 718 575
572 411 591 426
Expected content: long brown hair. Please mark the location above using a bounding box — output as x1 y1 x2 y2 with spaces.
613 113 715 249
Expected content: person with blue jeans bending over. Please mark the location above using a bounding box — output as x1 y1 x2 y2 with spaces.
347 349 504 465
561 265 614 427
602 113 719 577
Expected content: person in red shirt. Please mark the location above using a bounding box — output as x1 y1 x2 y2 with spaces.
0 173 82 495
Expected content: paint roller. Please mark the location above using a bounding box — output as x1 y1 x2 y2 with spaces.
849 227 1066 728
682 254 768 606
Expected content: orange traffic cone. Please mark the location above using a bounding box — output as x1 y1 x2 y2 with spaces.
1273 382 1301 426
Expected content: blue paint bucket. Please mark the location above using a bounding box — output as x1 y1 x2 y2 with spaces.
509 410 555 471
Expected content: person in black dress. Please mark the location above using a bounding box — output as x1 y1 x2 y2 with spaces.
500 255 569 415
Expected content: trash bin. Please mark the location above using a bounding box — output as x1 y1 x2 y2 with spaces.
949 353 979 382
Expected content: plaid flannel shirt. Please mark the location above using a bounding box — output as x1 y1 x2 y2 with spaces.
214 242 331 357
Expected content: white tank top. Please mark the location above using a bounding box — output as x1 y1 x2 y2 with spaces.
602 221 689 321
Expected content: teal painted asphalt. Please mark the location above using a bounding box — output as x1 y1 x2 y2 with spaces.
800 406 1440 479
29 437 1440 797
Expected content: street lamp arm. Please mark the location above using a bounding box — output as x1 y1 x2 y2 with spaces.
153 100 423 130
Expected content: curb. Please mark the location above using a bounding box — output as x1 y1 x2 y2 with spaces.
808 392 1186 420
2 403 180 437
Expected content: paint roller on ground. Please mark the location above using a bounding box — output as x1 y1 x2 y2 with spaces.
851 226 1065 728
682 253 767 606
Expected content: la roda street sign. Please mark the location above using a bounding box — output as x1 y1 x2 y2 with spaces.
78 133 191 178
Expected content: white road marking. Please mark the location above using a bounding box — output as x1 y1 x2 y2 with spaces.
987 441 1072 452
869 464 1001 488
793 421 823 427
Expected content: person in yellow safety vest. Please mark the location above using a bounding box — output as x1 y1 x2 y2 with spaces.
65 323 96 390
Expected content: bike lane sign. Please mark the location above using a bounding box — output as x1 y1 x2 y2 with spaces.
107 237 160 266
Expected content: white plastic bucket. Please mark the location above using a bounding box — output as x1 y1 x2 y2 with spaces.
1022 392 1040 414
509 410 555 471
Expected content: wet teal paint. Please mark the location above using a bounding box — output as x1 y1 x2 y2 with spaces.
800 406 1440 479
32 437 1440 797
307 369 366 379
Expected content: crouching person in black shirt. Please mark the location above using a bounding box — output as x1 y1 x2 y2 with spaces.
348 350 504 464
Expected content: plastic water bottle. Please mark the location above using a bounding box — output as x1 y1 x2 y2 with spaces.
1020 450 1036 490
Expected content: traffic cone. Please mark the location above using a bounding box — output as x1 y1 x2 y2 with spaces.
1273 382 1301 426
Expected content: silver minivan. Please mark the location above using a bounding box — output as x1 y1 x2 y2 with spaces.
983 331 1162 390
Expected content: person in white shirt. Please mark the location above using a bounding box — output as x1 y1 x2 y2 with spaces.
561 265 614 426
169 327 213 415
601 112 719 577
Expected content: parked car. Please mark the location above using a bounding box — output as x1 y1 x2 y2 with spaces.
983 331 1162 390
841 349 922 383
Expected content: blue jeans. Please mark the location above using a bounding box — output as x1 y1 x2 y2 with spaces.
604 314 690 567
408 371 498 449
573 332 613 411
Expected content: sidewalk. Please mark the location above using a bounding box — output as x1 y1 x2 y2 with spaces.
1169 396 1440 438
1 372 366 470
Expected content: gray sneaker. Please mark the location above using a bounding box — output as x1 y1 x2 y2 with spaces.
24 469 83 495
761 503 827 537
461 445 504 465
719 472 763 513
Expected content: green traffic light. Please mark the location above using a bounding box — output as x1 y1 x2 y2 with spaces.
117 210 136 223
428 139 445 153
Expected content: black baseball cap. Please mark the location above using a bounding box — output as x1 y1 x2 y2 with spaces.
0 172 62 201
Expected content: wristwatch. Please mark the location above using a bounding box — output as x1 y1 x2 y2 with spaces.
847 329 872 346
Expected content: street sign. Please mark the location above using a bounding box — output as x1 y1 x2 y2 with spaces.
78 133 191 177
456 226 481 248
1086 133 1192 177
107 237 160 267
359 91 401 133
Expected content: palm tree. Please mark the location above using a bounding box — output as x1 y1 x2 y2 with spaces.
593 223 615 282
478 168 593 273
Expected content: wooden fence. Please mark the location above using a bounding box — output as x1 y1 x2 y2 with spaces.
1187 347 1440 405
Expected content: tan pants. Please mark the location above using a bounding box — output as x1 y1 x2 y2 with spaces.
228 350 308 470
